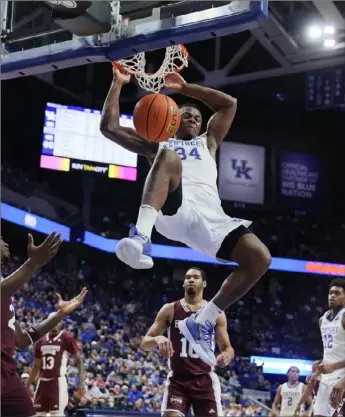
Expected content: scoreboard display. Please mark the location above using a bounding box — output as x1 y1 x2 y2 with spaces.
306 67 345 110
40 102 138 181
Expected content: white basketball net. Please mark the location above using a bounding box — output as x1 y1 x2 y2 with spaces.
114 45 189 93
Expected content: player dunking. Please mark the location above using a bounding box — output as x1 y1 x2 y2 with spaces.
140 267 234 417
1 234 87 417
312 279 345 417
26 319 85 416
101 68 271 366
271 366 311 417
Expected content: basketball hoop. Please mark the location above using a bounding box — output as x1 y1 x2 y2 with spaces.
112 44 189 93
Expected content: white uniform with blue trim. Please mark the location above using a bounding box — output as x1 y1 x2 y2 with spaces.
280 382 304 416
313 307 345 417
155 136 252 260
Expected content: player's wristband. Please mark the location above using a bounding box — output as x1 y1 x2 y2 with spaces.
26 327 41 343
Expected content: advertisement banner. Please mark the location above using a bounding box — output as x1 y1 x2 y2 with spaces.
218 142 265 204
280 151 321 205
250 356 313 376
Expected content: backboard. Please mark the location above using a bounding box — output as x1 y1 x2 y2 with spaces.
1 1 268 80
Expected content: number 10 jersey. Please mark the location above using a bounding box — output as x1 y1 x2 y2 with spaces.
167 299 214 375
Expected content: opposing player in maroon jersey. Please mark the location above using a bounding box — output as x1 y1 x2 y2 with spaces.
26 319 85 417
1 234 87 417
141 267 234 417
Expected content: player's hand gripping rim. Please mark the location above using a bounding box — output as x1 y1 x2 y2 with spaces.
154 335 174 358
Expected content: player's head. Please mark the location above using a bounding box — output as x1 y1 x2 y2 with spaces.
176 103 202 140
287 366 300 382
328 279 345 309
183 267 207 297
0 236 10 263
48 313 62 335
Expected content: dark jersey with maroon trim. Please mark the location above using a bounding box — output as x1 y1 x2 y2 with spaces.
168 299 213 375
1 296 17 373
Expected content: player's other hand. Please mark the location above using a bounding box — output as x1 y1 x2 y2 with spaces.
329 376 345 409
317 362 337 374
294 404 301 416
164 73 187 92
112 65 131 85
56 287 88 317
270 411 278 417
216 351 234 368
154 335 174 358
27 231 63 267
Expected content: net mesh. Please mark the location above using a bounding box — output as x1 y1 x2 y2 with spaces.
113 45 189 93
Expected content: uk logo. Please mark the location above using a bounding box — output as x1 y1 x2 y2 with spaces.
231 159 253 180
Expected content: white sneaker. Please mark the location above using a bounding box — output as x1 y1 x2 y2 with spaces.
116 224 154 269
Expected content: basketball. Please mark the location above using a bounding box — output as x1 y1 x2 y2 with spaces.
133 93 180 143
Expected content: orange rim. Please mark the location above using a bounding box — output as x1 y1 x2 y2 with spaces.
111 44 189 75
111 61 136 75
174 44 189 73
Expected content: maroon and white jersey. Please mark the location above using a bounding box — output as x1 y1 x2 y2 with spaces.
35 330 78 379
1 296 17 373
168 299 213 375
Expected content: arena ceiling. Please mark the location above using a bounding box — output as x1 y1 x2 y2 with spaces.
2 1 345 107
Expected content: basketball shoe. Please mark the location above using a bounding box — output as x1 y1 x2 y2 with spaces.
178 315 217 366
116 224 154 269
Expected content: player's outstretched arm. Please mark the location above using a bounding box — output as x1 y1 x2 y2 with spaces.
271 384 282 417
164 73 237 151
15 288 87 349
215 313 235 367
140 303 174 357
1 232 62 299
100 67 158 159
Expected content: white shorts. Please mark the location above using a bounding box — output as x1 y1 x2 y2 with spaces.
313 374 344 417
156 189 252 260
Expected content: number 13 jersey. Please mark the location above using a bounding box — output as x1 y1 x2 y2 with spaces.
35 330 78 379
168 299 214 375
320 307 345 380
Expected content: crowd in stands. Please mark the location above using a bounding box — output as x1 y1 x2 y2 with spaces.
2 160 345 264
3 242 331 416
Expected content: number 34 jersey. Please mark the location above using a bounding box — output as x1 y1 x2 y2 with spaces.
167 299 215 375
160 136 220 204
35 330 78 379
320 307 345 380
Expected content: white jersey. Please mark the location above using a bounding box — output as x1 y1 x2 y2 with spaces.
320 307 345 381
160 136 220 204
280 382 304 416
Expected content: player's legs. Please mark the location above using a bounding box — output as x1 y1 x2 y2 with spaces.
1 371 37 417
314 379 337 417
161 372 190 417
179 226 271 365
189 373 223 417
116 148 182 269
